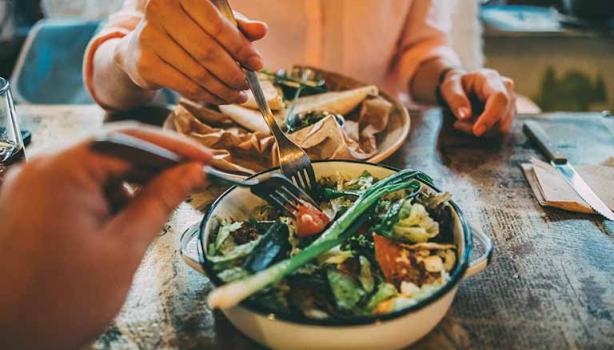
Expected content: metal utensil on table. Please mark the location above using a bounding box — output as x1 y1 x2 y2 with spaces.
90 133 319 216
523 120 614 221
0 77 26 183
210 0 319 198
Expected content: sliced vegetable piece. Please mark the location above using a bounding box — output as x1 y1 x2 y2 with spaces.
243 222 290 273
373 234 423 286
296 202 331 238
358 256 375 293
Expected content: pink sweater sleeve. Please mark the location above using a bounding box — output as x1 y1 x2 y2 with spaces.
392 0 462 94
83 0 145 107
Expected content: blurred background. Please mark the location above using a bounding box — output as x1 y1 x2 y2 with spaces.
0 0 612 111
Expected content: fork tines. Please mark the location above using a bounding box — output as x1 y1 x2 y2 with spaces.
269 186 303 215
252 174 318 216
289 167 318 198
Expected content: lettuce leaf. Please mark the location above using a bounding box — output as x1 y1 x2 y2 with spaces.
327 268 365 311
366 282 398 311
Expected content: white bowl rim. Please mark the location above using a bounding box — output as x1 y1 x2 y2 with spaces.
198 160 473 327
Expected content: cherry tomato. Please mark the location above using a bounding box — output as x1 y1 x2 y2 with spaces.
296 203 330 238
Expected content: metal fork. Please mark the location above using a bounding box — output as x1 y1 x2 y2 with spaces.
211 0 318 197
90 133 318 216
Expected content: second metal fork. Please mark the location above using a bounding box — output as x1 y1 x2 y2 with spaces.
211 0 318 197
90 133 318 216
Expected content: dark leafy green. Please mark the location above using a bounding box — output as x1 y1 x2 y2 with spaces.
243 222 290 273
263 69 328 100
321 187 361 200
370 198 405 238
287 111 345 133
342 234 376 265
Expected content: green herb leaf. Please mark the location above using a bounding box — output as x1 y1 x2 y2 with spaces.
327 268 366 311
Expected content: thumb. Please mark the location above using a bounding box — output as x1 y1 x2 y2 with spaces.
235 12 268 41
441 76 472 121
103 162 205 251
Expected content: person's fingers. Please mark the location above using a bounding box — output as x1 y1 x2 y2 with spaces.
146 26 247 104
499 78 517 133
502 77 515 92
441 74 472 121
45 142 133 189
179 0 264 70
463 71 511 137
115 125 214 162
235 15 268 41
146 53 226 104
102 162 205 251
44 123 213 188
472 92 510 137
453 121 474 135
149 2 248 91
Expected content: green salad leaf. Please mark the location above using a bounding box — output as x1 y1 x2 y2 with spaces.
327 268 366 311
207 237 262 269
366 283 398 311
212 221 242 254
393 201 439 243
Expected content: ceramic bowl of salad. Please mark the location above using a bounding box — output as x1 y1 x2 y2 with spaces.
181 160 493 350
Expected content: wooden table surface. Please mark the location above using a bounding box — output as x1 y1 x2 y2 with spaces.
16 105 614 350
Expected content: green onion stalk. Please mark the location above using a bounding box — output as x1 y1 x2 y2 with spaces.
208 169 430 309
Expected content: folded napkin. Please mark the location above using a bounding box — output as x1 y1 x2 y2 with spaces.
521 158 614 214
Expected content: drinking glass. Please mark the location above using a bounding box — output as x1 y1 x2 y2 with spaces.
0 77 26 182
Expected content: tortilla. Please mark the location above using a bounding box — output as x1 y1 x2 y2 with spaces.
240 78 285 111
289 85 378 117
218 104 274 134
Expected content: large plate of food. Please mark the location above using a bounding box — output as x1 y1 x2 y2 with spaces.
165 67 410 175
180 160 493 350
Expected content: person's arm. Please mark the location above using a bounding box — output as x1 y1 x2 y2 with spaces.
396 0 516 137
0 124 212 349
84 0 268 111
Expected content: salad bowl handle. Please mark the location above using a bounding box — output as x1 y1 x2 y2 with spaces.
179 223 206 275
464 225 494 278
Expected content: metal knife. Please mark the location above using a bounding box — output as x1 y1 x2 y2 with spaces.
523 120 614 221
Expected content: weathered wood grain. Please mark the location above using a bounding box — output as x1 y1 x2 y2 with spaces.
16 105 614 350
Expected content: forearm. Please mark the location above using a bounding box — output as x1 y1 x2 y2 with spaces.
89 38 156 111
409 57 461 105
